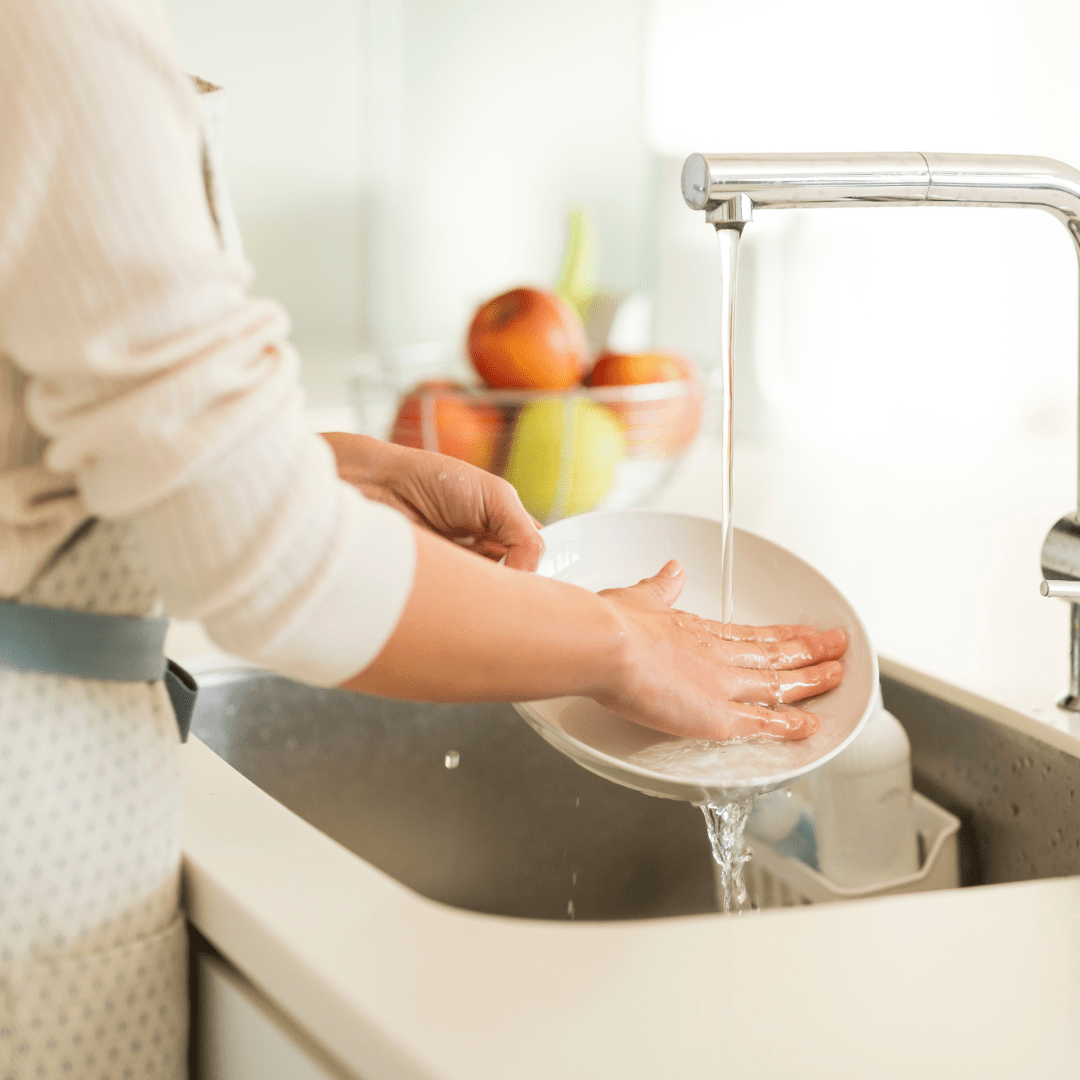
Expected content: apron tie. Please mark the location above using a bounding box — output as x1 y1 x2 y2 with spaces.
0 600 197 740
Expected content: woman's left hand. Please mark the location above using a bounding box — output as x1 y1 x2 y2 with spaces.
321 432 545 571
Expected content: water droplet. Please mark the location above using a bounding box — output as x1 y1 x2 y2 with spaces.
438 472 448 481
574 796 580 809
571 872 577 886
444 750 460 769
567 899 575 919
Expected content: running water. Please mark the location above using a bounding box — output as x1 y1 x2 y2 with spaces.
702 226 754 914
701 797 755 913
715 225 741 634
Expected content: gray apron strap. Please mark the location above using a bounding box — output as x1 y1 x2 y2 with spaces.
165 659 198 741
0 601 197 741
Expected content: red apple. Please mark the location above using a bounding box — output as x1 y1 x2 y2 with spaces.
588 351 703 455
390 381 503 471
467 287 589 390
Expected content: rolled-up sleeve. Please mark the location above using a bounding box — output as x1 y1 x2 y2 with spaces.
0 0 415 685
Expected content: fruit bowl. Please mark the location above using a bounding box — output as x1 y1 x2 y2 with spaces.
384 374 710 523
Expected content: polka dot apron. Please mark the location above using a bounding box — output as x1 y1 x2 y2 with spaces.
0 520 187 1080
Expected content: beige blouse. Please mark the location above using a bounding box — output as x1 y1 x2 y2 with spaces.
0 0 415 686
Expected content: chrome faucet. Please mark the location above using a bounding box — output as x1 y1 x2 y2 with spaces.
682 152 1080 712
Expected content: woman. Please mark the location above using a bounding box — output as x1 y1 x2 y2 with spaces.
0 1 847 1076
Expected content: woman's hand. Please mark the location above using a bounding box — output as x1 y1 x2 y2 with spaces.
594 561 847 741
321 432 544 571
345 526 848 743
326 431 847 742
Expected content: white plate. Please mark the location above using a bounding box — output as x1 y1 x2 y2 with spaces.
513 510 877 803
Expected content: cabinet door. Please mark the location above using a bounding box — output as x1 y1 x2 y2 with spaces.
195 949 359 1080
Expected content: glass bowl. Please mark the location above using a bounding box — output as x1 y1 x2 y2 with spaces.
370 369 715 523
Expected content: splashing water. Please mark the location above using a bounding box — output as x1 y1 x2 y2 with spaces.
702 797 755 913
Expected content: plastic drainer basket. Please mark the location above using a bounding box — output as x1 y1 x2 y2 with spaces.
727 791 961 910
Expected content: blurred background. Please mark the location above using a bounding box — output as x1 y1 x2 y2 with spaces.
160 0 1080 442
160 0 1080 716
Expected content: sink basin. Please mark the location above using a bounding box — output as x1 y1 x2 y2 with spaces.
189 662 1080 923
189 669 716 922
882 670 1080 885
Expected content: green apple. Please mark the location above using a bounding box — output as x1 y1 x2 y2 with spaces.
504 398 624 521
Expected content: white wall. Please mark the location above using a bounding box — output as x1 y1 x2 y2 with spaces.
159 0 649 401
159 0 365 402
646 0 1080 456
376 0 649 355
156 0 1080 447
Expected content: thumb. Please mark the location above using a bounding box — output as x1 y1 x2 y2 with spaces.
488 478 545 571
633 560 685 606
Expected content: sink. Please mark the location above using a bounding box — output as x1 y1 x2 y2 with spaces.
882 671 1080 885
189 669 717 922
189 665 1080 923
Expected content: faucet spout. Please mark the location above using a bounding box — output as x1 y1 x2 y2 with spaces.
683 151 1080 712
683 152 1080 236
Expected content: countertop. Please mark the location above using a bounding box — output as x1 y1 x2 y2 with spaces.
177 418 1080 1079
181 663 1080 1080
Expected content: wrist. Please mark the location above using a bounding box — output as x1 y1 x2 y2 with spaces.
581 592 637 707
320 431 398 488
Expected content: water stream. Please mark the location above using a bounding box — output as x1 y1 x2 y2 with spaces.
704 226 755 913
702 797 755 913
715 225 741 633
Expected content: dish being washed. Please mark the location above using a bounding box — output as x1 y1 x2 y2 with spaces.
513 510 877 803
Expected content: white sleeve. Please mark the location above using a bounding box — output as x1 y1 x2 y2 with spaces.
0 0 415 685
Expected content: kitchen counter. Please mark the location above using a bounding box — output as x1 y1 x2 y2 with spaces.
181 660 1080 1080
179 418 1080 1079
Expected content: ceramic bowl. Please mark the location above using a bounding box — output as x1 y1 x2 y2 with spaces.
513 510 877 803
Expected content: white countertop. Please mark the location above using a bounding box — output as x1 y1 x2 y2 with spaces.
177 419 1080 1079
181 662 1080 1080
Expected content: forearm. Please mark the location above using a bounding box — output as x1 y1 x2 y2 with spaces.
341 526 625 703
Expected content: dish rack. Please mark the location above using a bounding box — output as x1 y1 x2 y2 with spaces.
726 791 961 911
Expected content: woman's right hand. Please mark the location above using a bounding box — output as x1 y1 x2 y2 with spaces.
593 560 848 742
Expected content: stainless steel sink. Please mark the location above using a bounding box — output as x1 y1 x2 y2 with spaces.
189 669 717 922
189 666 1080 922
882 673 1080 886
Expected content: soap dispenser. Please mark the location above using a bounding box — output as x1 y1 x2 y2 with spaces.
812 689 920 888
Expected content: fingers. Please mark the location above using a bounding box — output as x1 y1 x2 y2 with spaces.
629 561 685 607
472 539 508 560
723 623 818 642
712 703 821 741
483 476 545 571
502 532 545 571
728 661 843 705
723 629 848 669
